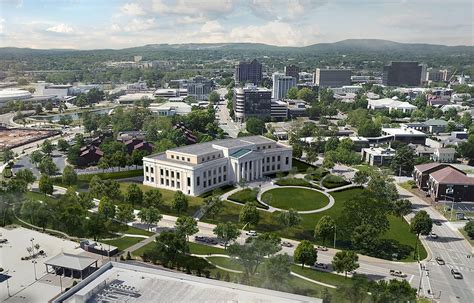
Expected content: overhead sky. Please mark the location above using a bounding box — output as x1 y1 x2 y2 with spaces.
0 0 472 49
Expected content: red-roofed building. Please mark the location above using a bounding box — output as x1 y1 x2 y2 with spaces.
413 163 450 190
427 166 474 202
77 145 103 167
124 139 154 154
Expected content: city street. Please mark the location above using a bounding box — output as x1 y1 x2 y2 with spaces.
215 87 242 138
398 185 473 302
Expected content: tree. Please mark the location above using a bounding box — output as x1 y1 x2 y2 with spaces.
200 195 224 218
38 174 53 195
15 169 36 185
126 183 143 207
208 91 220 104
41 139 54 155
262 254 292 291
228 233 281 277
172 190 189 215
393 199 412 220
286 87 298 99
369 279 417 303
175 216 198 242
154 231 188 265
390 145 415 176
57 139 70 152
239 202 260 228
353 170 369 185
30 150 44 166
143 189 163 208
62 165 77 186
38 156 58 176
332 250 359 278
138 206 162 231
337 274 369 303
2 148 14 163
246 117 266 135
275 209 301 231
86 214 107 241
351 224 380 255
297 87 315 102
116 204 135 223
294 240 317 269
314 216 335 246
98 197 116 220
357 120 381 137
410 210 432 260
464 221 474 238
325 137 340 152
213 222 240 250
461 112 472 129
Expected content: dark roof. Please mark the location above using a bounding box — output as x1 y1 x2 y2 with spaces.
430 167 474 185
414 163 446 173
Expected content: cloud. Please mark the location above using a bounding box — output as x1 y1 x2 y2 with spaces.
201 20 224 33
152 0 236 18
46 23 74 34
0 18 4 34
120 2 146 16
123 18 158 32
248 0 329 21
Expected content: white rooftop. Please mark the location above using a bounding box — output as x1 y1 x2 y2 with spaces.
382 126 426 136
45 253 97 271
368 98 417 109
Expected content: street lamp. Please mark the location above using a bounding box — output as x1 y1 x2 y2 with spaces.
32 260 37 280
3 270 11 297
333 225 337 249
30 238 35 254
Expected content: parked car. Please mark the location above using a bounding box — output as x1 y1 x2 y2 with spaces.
246 230 257 237
435 257 445 265
451 269 463 279
390 270 407 278
434 220 442 226
0 239 7 244
429 233 438 239
317 246 328 251
194 236 206 242
314 262 328 269
281 241 293 247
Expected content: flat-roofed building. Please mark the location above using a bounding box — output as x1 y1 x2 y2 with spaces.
367 98 417 113
233 84 272 122
235 59 263 85
361 147 396 166
284 64 300 79
381 126 427 145
314 69 351 88
383 61 423 87
143 136 292 196
271 100 288 120
272 72 297 100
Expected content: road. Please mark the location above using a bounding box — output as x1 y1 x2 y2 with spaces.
397 185 473 302
215 87 242 138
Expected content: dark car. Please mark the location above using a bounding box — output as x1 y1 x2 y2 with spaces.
434 220 442 226
435 257 445 265
451 269 463 279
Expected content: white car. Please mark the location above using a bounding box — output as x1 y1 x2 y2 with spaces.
390 270 407 278
246 230 257 237
429 233 438 239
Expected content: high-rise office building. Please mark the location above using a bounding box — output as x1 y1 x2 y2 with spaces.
272 73 297 100
284 65 300 80
233 84 271 122
186 76 214 100
314 69 352 87
426 69 448 82
235 59 263 85
382 62 423 86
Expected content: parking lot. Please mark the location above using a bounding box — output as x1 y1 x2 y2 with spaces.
0 227 84 303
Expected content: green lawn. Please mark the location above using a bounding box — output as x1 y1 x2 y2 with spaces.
292 158 315 172
306 167 329 181
131 241 155 257
119 183 203 216
123 225 154 236
102 236 144 251
322 174 350 189
189 242 228 255
275 178 313 188
228 188 259 204
290 265 353 288
261 188 329 211
26 191 58 204
206 257 243 271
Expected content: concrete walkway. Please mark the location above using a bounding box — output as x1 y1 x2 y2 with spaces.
256 185 335 214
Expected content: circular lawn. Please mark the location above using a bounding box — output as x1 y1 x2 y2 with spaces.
261 187 330 211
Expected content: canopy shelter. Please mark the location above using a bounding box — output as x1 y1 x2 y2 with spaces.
45 253 98 280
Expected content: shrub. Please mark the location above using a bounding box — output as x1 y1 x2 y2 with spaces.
322 174 350 189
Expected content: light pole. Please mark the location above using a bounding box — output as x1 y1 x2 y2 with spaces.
4 270 11 297
30 237 35 255
32 260 37 280
333 225 337 248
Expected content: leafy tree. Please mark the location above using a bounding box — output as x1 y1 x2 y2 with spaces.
57 139 70 152
38 156 58 176
461 112 472 129
138 206 163 231
15 169 36 184
464 221 474 238
2 148 14 163
325 137 340 152
62 165 77 186
294 240 317 269
208 91 220 104
366 174 399 203
172 190 189 215
41 139 54 155
410 210 432 259
286 87 298 99
175 216 199 242
143 189 163 208
126 183 143 207
228 233 281 277
86 213 107 241
332 250 359 278
391 145 415 176
38 174 53 195
357 119 381 137
213 222 240 250
351 224 380 255
116 204 135 223
200 195 224 218
262 254 292 291
239 202 260 228
353 170 369 185
369 279 417 303
246 117 266 135
154 231 188 266
314 215 335 246
297 87 316 102
67 144 81 166
393 199 412 220
98 197 116 220
337 274 369 303
274 208 301 231
30 150 44 166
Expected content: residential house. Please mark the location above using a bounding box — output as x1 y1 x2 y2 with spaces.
432 147 456 163
77 145 103 167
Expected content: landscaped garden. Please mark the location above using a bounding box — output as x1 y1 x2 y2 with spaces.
261 187 329 211
274 177 314 188
322 174 350 189
227 188 268 208
102 236 144 251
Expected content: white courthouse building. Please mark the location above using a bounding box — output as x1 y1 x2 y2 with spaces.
143 136 293 196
